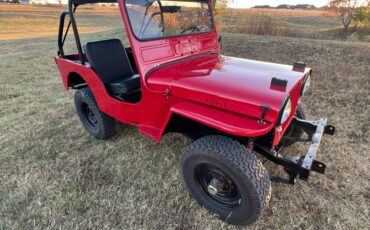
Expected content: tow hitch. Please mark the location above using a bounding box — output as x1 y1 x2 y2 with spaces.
256 118 335 184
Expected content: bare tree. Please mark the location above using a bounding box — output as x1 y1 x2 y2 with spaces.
329 0 368 32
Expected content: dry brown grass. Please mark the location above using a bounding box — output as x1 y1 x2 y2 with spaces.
0 4 369 230
0 4 120 13
219 8 370 41
0 4 120 40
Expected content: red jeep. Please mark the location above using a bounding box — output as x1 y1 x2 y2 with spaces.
55 0 335 225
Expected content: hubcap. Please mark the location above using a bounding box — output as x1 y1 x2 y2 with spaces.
207 178 221 195
195 164 241 209
82 103 98 129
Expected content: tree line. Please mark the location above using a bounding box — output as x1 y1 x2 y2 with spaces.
212 0 370 33
253 4 318 10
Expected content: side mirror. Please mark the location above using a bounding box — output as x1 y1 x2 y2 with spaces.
218 35 223 53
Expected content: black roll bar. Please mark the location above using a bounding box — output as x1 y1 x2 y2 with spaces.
58 9 69 58
58 7 76 58
68 0 85 65
58 0 118 65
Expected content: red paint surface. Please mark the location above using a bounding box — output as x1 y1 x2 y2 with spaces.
55 0 309 146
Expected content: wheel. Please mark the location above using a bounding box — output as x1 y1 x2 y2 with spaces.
283 104 306 147
180 135 271 226
74 88 116 139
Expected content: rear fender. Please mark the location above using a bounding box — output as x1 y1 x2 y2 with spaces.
159 101 274 140
55 57 105 91
55 57 120 116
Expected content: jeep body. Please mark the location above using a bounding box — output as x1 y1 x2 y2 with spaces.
54 0 335 225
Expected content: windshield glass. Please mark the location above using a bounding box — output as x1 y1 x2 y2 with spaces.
125 0 214 40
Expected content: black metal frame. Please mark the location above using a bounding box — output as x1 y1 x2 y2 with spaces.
58 0 118 65
58 8 76 58
255 117 335 184
68 0 84 64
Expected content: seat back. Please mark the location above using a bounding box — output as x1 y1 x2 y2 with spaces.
84 39 134 84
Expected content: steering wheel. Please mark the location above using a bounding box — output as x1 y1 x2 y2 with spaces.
180 26 201 34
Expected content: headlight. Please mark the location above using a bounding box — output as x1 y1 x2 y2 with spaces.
301 74 311 96
280 97 292 125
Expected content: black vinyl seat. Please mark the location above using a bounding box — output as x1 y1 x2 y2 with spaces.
108 74 140 95
84 39 140 96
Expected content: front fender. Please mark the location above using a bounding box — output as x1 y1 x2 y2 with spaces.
164 101 274 138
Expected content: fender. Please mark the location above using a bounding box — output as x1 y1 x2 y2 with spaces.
55 57 137 123
55 57 107 95
158 101 275 140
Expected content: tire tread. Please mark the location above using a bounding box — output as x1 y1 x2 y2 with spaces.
180 135 271 225
75 88 116 139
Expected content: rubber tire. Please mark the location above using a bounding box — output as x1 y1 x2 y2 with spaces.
74 88 116 139
283 104 306 147
180 135 271 226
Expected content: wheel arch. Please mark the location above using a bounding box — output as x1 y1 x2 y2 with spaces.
67 72 88 89
159 101 274 142
163 113 225 139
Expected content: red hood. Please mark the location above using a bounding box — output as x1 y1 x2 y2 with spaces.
147 54 309 123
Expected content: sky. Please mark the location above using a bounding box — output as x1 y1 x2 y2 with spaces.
229 0 329 8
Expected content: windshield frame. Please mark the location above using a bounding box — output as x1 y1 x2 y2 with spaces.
123 0 216 42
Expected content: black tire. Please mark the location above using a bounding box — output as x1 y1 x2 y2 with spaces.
180 135 271 226
283 104 306 147
74 88 116 139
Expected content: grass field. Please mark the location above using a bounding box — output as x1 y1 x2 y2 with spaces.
220 8 370 42
0 4 121 40
0 4 369 229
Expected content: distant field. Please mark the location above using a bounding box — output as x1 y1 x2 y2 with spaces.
1 4 369 41
220 8 370 41
0 4 121 40
0 4 369 229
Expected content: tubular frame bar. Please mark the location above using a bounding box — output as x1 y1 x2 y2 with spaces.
58 9 68 57
68 0 85 65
